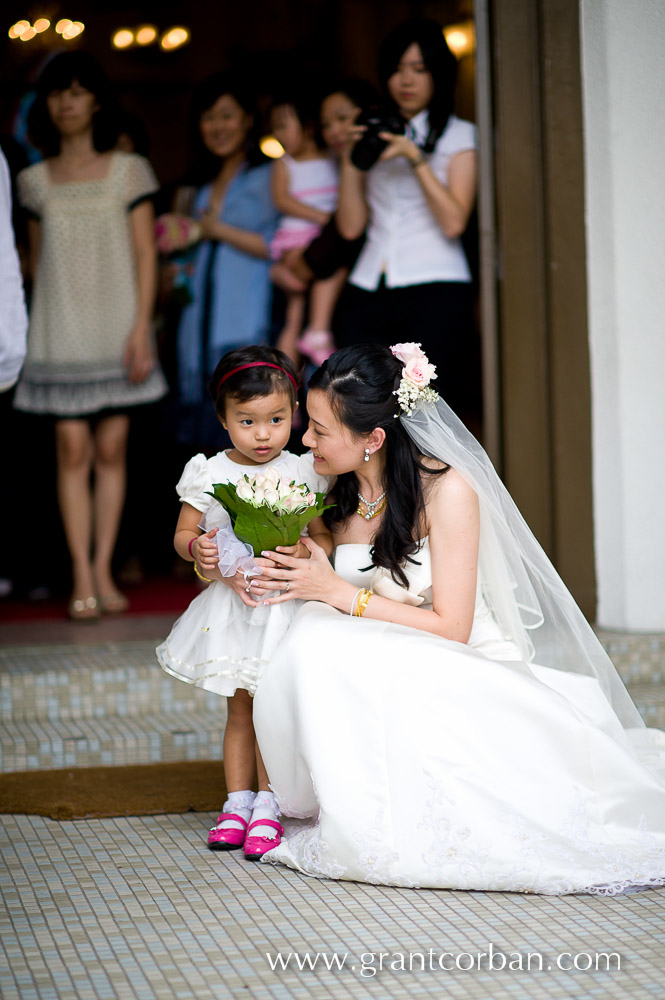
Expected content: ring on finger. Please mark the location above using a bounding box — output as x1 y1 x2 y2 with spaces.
285 581 290 592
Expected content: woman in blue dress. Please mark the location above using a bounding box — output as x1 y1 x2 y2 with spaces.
173 74 280 452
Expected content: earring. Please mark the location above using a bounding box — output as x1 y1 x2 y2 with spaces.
364 448 370 462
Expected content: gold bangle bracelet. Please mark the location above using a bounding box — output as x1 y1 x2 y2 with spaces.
410 153 427 169
193 561 213 583
355 588 373 617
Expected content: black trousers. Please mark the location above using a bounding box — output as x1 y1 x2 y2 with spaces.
334 279 480 417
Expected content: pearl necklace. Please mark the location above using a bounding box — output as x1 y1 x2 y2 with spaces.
356 490 387 521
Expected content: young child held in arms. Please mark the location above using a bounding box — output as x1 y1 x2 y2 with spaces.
270 96 345 366
156 346 330 859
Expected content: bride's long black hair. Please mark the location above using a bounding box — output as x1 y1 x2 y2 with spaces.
309 344 448 587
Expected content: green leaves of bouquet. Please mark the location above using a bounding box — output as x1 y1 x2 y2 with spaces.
207 466 334 557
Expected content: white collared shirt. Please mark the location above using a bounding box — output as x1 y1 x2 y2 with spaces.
349 111 477 291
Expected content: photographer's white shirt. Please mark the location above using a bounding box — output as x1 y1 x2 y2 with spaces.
349 111 476 291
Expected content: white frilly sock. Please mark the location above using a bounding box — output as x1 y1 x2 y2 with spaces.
216 789 256 831
249 790 281 840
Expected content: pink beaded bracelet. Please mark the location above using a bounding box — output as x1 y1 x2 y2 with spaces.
188 536 197 559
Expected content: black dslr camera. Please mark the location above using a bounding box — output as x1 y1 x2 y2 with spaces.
351 106 408 171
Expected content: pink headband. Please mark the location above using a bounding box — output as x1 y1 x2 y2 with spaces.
217 362 298 395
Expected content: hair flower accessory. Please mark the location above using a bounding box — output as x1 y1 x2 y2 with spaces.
390 343 439 415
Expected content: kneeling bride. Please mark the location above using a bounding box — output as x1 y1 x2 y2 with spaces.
250 343 665 895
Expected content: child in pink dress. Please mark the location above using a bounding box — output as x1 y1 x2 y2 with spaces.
270 97 345 366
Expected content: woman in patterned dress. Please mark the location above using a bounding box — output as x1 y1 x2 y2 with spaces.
15 52 166 619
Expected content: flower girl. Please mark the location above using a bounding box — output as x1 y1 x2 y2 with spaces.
156 345 329 859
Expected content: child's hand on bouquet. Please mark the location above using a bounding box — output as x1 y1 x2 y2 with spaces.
275 539 311 559
192 528 221 578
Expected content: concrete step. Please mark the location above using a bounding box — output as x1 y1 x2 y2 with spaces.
0 640 219 722
596 628 665 685
0 709 225 773
0 639 227 773
2 632 663 724
1 632 663 773
2 685 663 774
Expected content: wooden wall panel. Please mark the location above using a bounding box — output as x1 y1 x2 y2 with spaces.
490 0 596 616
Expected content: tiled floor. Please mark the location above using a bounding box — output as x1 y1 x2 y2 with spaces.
1 621 664 999
1 812 664 1000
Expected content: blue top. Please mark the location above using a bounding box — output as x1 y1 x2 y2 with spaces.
177 162 279 405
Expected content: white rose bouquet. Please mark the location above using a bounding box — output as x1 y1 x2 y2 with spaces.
207 466 333 557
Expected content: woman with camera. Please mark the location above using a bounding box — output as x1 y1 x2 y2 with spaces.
336 18 478 416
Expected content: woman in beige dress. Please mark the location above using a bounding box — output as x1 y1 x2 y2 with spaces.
15 52 166 619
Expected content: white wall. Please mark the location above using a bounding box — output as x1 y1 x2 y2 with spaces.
580 0 665 630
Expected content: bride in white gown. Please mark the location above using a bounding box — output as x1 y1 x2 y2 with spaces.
251 343 665 895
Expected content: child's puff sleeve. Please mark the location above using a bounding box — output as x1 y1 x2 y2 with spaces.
176 454 212 512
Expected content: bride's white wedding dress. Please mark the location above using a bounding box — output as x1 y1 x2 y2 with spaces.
253 539 665 895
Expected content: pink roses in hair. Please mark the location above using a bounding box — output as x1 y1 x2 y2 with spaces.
390 342 427 364
390 342 439 416
390 343 437 387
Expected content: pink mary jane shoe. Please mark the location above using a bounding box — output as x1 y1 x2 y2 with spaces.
243 819 284 861
207 812 248 850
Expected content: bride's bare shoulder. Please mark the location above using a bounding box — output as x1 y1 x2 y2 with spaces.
422 461 478 511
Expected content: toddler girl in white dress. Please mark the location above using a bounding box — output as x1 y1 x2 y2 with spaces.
156 346 329 859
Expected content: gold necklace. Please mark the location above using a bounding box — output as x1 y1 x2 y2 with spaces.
356 492 387 521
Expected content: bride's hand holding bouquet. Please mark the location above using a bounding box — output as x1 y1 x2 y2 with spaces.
207 466 334 605
250 536 346 606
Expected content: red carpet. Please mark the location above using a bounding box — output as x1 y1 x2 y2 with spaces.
0 576 201 623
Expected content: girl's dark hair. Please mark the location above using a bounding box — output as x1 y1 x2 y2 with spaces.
28 52 120 156
316 78 381 147
378 18 457 152
270 93 323 148
188 72 264 184
309 344 448 587
319 78 381 114
208 345 299 417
